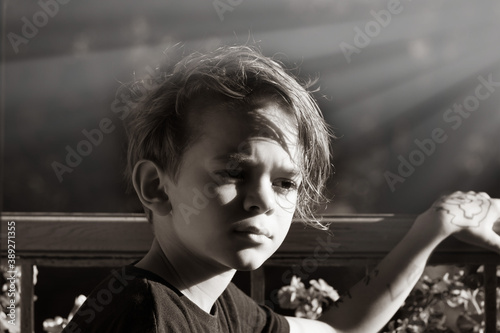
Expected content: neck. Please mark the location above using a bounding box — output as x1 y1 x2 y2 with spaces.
136 238 236 314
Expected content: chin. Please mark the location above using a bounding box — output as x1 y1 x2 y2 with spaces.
236 262 264 272
229 250 269 271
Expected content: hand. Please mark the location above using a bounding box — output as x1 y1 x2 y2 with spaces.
425 191 500 254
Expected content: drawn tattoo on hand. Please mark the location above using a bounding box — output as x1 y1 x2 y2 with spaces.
433 192 491 228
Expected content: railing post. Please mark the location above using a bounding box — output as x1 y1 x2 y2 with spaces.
484 264 497 333
250 266 266 305
20 261 34 333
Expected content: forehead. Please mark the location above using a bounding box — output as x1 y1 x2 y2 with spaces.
195 99 299 151
181 98 303 175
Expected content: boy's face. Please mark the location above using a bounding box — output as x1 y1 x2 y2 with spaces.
160 101 301 271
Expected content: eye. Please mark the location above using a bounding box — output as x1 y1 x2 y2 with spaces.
273 179 298 192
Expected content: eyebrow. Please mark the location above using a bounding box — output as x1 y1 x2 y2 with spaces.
212 153 302 178
213 153 251 164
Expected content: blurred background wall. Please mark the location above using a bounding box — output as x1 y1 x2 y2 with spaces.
3 0 500 215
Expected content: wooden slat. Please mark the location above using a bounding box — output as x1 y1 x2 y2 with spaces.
282 216 500 256
484 265 497 333
20 262 34 333
0 213 153 257
27 257 142 267
266 253 500 267
250 267 266 304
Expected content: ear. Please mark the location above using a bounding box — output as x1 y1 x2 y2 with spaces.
132 160 172 216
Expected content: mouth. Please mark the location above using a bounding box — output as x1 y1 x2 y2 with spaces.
233 224 272 240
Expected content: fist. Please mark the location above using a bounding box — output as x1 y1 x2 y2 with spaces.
433 191 493 228
429 191 500 254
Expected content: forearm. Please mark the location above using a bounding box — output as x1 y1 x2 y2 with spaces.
319 216 448 333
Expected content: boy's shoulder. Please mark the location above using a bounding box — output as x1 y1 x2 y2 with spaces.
62 265 159 333
63 265 289 333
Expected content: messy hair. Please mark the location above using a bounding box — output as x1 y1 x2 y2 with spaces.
123 45 333 229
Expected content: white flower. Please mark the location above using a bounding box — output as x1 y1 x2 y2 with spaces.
278 276 306 309
310 278 340 302
295 298 323 320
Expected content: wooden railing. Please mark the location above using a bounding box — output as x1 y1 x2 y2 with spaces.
1 213 499 333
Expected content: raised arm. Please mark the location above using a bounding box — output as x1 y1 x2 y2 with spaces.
286 191 500 333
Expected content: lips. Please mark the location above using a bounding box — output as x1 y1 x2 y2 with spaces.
233 223 272 238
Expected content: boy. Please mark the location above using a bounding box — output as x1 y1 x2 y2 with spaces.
63 45 500 332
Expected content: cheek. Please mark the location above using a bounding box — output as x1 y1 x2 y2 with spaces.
175 171 234 204
276 191 299 215
272 214 294 247
204 184 239 206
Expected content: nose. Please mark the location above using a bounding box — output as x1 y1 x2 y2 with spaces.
243 180 275 215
